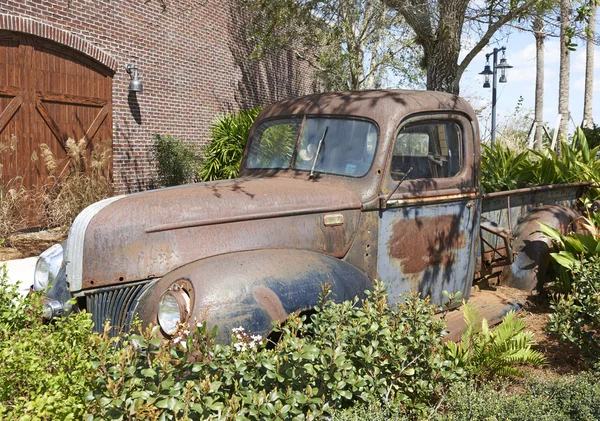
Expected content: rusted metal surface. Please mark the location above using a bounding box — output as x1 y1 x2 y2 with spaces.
442 286 526 343
377 198 480 307
80 177 361 290
480 183 586 289
133 249 372 343
501 205 580 291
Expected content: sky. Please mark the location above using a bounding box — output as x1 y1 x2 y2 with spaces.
459 25 600 142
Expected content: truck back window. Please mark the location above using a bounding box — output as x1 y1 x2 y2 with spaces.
391 122 462 180
245 117 378 177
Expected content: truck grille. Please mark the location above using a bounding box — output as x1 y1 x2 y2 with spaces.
85 282 147 335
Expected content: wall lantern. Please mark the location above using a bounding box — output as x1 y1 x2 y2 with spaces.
126 64 143 93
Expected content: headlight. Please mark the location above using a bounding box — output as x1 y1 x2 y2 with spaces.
34 243 63 291
157 281 192 336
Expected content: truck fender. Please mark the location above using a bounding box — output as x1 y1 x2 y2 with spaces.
501 205 579 291
132 249 372 342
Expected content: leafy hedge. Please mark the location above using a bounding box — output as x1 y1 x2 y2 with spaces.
151 133 203 187
0 264 546 420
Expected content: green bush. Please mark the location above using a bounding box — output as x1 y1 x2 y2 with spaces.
150 133 203 187
480 144 533 193
90 283 462 420
200 107 261 181
548 256 600 366
0 264 121 420
332 373 600 420
481 128 600 195
432 373 600 421
0 267 547 420
582 124 600 149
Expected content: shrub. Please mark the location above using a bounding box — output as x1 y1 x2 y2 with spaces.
480 144 533 193
582 124 600 149
90 282 462 420
430 373 600 421
481 128 600 195
200 107 261 181
150 133 203 187
547 256 600 366
0 264 120 420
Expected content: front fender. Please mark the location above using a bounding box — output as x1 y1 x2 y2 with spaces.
132 249 372 342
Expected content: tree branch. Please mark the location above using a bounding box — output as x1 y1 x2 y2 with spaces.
457 0 541 76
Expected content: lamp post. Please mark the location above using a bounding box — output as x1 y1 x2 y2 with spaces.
479 47 513 146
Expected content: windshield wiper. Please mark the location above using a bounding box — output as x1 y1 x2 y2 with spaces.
309 126 328 179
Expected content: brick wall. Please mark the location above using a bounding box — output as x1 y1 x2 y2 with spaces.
0 0 316 193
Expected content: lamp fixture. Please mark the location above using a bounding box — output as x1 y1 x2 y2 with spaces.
479 47 514 146
125 64 143 93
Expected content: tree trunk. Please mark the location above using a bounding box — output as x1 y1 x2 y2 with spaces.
533 13 545 150
583 0 596 128
425 50 461 94
558 0 571 146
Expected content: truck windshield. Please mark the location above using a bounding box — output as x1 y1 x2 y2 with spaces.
245 117 378 177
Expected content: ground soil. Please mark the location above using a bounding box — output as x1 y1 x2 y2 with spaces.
0 228 67 261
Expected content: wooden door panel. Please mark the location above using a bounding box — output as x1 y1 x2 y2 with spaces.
0 31 113 194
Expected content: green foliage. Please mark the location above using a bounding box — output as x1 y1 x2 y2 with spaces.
538 197 600 293
432 373 600 421
0 264 119 420
481 128 600 195
332 373 600 420
480 144 533 193
444 304 545 380
0 273 547 420
242 0 424 90
200 107 261 181
90 282 461 419
151 133 203 187
548 256 600 365
582 124 600 149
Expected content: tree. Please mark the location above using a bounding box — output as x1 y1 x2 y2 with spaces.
243 0 424 91
583 0 597 128
383 0 541 94
558 0 572 143
533 11 546 150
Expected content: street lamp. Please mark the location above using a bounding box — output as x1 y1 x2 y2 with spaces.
479 47 513 146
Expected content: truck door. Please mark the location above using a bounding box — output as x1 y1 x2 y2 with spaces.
377 114 480 307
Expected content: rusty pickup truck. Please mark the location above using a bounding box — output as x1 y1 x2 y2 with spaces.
35 90 586 341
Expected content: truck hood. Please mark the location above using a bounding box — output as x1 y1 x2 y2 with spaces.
66 177 362 291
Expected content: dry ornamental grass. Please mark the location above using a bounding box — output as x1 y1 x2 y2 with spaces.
0 137 113 241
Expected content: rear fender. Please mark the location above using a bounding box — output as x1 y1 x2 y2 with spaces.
132 249 372 342
501 205 579 291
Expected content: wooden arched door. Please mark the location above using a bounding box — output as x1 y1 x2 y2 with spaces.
0 31 113 192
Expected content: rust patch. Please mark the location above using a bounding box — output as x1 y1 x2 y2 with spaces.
253 286 288 322
388 214 466 274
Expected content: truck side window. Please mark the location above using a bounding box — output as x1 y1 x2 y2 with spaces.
391 122 462 181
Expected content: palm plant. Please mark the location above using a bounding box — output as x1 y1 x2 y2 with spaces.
200 107 262 181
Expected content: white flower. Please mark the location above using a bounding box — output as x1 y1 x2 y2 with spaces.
182 330 190 336
251 334 262 342
232 326 245 333
173 337 182 344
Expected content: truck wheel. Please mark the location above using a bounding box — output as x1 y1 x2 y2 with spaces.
501 205 579 291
